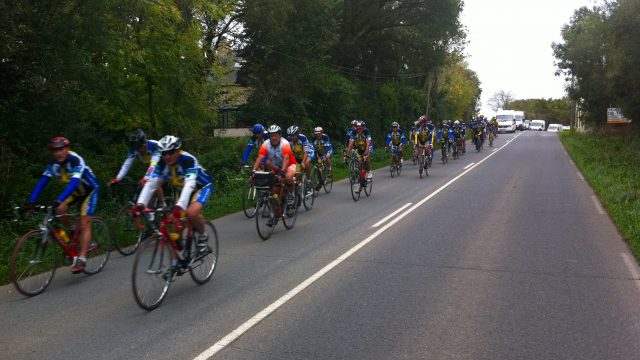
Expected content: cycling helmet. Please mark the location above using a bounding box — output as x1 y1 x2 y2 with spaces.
314 126 323 134
267 124 282 134
157 135 182 152
454 120 460 126
128 129 147 150
351 119 358 126
391 121 399 128
287 125 300 136
48 136 71 150
414 121 419 126
251 123 265 135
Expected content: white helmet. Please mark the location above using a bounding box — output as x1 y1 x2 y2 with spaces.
314 126 323 134
267 125 282 134
287 125 300 136
391 121 399 128
157 135 182 152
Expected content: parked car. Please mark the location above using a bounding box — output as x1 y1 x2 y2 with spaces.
530 120 545 131
547 124 562 132
563 125 571 131
523 120 531 130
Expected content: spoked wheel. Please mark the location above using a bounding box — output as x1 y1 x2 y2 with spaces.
113 204 143 256
323 168 333 193
255 196 275 240
10 229 57 297
303 177 315 210
397 158 402 175
349 160 361 202
283 189 299 229
390 157 396 178
189 221 219 284
242 183 258 219
310 167 321 198
131 236 172 311
84 217 111 275
364 177 373 197
419 158 424 178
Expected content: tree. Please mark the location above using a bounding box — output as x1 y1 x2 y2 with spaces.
487 90 515 111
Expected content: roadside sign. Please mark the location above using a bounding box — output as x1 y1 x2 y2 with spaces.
607 108 632 123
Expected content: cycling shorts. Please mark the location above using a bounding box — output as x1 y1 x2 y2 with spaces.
62 189 99 216
190 183 213 207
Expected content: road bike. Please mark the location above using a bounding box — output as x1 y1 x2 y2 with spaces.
388 145 402 177
417 144 432 179
489 130 495 148
474 131 483 152
453 138 463 160
10 206 111 296
349 153 372 201
440 139 449 164
131 206 219 311
253 171 300 240
241 166 258 218
310 154 333 196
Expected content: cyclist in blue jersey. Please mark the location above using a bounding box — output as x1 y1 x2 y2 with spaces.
240 124 267 168
26 137 100 273
137 135 213 256
347 120 373 179
286 125 314 180
312 126 333 171
109 129 160 186
386 121 406 163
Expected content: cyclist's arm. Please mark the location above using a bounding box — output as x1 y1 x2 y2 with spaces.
143 151 161 181
56 156 85 203
28 175 51 204
137 162 164 207
115 152 136 181
241 138 255 165
176 171 197 210
385 134 392 147
253 142 269 171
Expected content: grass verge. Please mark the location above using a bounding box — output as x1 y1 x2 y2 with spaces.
559 131 640 258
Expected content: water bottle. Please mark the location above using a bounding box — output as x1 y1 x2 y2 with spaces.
55 229 70 244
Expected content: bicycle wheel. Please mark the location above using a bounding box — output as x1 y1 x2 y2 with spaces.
397 157 402 175
83 217 112 275
242 183 258 219
364 177 373 197
255 195 274 240
10 229 57 297
283 189 299 229
349 160 361 202
390 156 396 178
419 157 424 178
323 167 333 193
189 221 219 284
113 204 143 256
310 166 321 198
303 176 315 210
131 236 172 311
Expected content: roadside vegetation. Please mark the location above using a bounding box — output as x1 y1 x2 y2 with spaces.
560 129 640 258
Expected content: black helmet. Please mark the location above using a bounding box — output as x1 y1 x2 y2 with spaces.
128 129 147 150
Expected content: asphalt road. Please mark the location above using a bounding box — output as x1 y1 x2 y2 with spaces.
2 131 639 360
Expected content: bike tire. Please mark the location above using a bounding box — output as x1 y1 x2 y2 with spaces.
323 168 333 193
131 235 171 311
283 189 299 229
83 217 112 275
303 176 315 210
242 183 258 219
255 195 274 240
364 177 373 197
350 159 361 202
10 229 57 297
113 204 143 256
189 221 219 284
310 167 321 198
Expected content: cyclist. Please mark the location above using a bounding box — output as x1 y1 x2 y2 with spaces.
347 120 373 179
312 126 333 171
136 135 213 257
414 116 435 166
452 120 464 155
241 123 267 168
437 122 453 161
109 129 160 187
251 125 297 226
26 137 99 273
385 121 406 163
286 125 314 181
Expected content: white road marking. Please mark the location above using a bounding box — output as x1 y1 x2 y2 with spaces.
492 148 498 152
464 163 475 170
591 195 605 215
372 203 413 228
193 132 521 360
577 171 585 181
621 253 640 293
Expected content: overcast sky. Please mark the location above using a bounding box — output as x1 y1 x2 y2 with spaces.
461 0 599 116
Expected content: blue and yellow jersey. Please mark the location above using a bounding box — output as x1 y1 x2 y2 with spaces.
312 134 333 156
386 129 406 147
29 151 99 204
287 134 314 163
116 140 160 180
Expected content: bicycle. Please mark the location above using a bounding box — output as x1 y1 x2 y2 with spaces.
253 171 300 240
440 139 449 164
489 130 495 147
389 145 402 177
241 166 258 218
475 132 483 152
131 206 219 311
453 138 463 160
297 165 315 211
10 206 112 297
310 155 333 196
349 153 372 201
110 180 176 256
417 144 432 179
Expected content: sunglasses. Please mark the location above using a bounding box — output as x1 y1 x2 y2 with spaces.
161 149 178 156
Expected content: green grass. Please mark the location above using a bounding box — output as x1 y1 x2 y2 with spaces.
559 130 640 259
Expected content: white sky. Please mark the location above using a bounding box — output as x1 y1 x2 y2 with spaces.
461 0 598 116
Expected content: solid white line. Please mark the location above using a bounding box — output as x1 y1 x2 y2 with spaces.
372 203 413 228
591 195 605 215
577 171 585 181
621 253 640 293
464 163 475 170
193 133 521 360
492 148 498 152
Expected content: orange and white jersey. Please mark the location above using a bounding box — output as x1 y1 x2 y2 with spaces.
258 138 297 172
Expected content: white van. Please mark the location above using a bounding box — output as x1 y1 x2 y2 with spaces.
496 109 516 133
547 124 562 132
530 119 545 131
514 111 525 130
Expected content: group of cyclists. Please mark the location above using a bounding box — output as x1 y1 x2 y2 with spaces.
23 114 499 273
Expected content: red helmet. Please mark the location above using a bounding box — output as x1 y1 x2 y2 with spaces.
48 136 71 150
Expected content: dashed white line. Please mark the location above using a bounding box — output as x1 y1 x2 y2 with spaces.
372 203 413 228
192 133 520 360
591 195 605 215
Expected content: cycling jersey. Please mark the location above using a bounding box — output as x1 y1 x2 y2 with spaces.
115 140 160 181
350 131 372 154
258 138 298 173
286 134 315 163
415 126 434 145
138 150 213 210
313 134 333 156
386 130 406 147
438 128 454 143
241 135 265 165
453 128 464 139
29 151 100 215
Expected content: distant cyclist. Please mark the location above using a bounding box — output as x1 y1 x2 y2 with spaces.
241 124 267 169
286 125 314 180
312 126 333 171
26 137 99 273
109 129 160 187
385 121 406 163
347 120 373 179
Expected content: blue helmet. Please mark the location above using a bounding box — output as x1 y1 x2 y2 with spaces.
251 124 265 135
